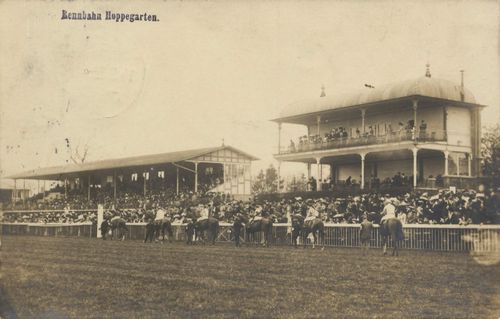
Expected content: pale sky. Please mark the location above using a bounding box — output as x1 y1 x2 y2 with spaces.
1 0 499 183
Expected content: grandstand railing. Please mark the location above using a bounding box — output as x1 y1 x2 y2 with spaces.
2 222 499 253
279 130 447 155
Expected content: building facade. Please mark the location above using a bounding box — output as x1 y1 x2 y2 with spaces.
273 70 485 190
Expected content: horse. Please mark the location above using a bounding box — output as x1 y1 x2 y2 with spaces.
243 216 273 247
154 218 173 243
194 217 219 245
109 217 128 241
379 218 404 256
291 215 325 250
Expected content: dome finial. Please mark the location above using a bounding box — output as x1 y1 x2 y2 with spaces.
320 85 326 97
425 63 431 78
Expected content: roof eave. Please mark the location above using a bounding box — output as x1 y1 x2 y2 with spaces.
271 95 485 125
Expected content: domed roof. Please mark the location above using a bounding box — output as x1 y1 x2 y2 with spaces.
278 76 476 120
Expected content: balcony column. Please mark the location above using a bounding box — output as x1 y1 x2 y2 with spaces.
113 171 117 201
456 153 460 176
277 122 282 153
277 161 281 193
307 163 311 179
360 153 366 189
176 167 179 195
316 115 321 136
316 157 322 191
143 172 147 196
412 148 418 188
64 178 67 199
361 109 366 134
194 162 198 193
87 175 91 202
412 99 418 141
444 151 449 176
468 153 472 177
23 179 26 208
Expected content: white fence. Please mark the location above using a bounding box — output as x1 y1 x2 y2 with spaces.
2 222 499 253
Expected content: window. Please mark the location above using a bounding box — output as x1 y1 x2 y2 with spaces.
158 171 165 178
131 173 138 181
459 154 468 176
448 152 468 176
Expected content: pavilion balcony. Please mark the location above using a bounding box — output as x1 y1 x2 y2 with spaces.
279 129 447 155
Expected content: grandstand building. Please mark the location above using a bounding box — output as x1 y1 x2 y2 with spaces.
7 145 258 202
0 180 30 208
273 66 485 190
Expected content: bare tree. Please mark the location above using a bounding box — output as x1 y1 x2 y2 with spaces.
65 138 90 164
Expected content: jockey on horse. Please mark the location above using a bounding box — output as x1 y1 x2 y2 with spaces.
380 198 397 226
379 197 404 256
292 200 325 249
304 202 320 223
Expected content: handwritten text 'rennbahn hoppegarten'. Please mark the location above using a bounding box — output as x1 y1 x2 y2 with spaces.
61 10 159 23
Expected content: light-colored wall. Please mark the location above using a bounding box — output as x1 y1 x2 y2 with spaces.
336 155 445 181
447 106 471 147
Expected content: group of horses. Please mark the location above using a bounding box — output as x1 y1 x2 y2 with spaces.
107 215 405 256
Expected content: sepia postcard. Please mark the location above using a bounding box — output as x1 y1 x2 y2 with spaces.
0 1 499 318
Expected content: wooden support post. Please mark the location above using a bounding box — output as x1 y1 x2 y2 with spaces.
176 167 179 195
413 148 418 187
360 154 365 189
87 175 91 202
194 162 198 193
113 171 117 201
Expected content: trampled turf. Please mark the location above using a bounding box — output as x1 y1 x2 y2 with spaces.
0 236 498 318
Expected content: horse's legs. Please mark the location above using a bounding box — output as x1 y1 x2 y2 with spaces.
382 236 387 255
266 229 270 247
292 231 298 248
320 229 325 251
392 238 398 256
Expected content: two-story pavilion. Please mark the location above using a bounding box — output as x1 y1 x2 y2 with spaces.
273 68 485 190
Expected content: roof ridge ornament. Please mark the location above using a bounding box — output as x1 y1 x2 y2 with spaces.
425 63 431 78
320 85 326 97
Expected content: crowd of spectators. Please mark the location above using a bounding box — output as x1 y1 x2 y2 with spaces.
2 210 96 224
287 119 429 153
3 186 498 225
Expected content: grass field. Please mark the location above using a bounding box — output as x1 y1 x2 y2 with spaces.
0 236 499 319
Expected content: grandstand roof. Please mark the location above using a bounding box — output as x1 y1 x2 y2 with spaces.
7 145 258 180
274 76 483 123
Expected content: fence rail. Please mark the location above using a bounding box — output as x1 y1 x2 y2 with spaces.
2 222 499 252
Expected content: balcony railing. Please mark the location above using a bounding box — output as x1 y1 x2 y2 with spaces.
280 130 447 155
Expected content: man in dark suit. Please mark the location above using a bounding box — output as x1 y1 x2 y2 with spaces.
144 218 155 243
233 214 244 247
185 218 195 245
359 214 373 255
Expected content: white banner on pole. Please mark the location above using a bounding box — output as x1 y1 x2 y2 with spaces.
96 204 104 238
